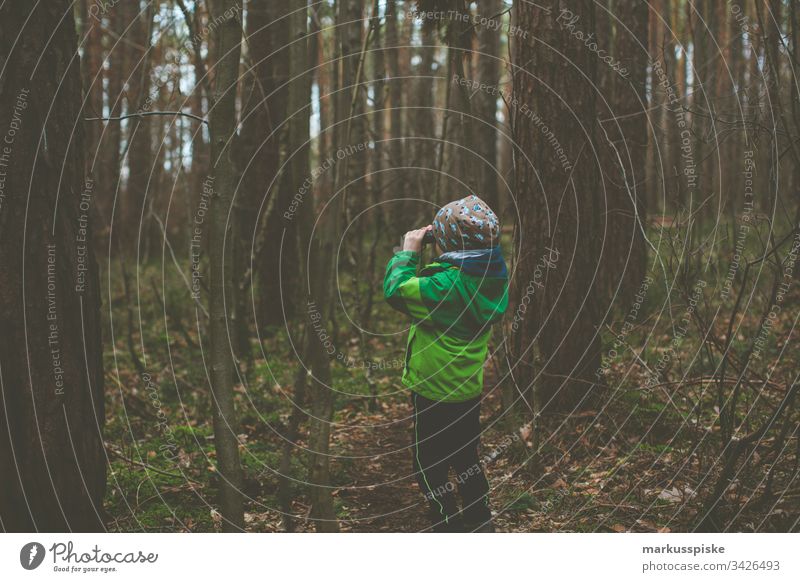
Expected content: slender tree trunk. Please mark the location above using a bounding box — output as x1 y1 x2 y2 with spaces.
207 0 244 532
247 1 294 330
81 0 104 179
442 1 477 199
661 0 678 212
298 0 339 533
184 2 210 257
647 0 664 214
691 0 714 220
316 4 334 197
362 0 385 342
722 1 740 230
758 0 783 219
0 0 106 531
790 0 800 228
341 0 369 345
98 5 125 252
672 0 688 210
341 0 368 221
712 1 730 221
660 0 677 212
412 23 437 209
475 0 502 211
370 0 385 211
123 2 155 256
178 0 211 264
386 0 406 224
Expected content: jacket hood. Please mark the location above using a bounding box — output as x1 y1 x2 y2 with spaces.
434 245 508 278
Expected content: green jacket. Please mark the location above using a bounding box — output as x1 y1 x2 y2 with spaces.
383 250 508 402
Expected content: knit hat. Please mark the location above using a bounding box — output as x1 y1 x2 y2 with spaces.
432 195 500 252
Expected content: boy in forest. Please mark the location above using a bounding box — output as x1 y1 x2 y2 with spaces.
383 195 508 532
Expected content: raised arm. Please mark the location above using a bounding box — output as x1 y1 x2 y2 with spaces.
383 251 456 320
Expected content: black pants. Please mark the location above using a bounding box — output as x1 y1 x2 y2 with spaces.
411 392 491 530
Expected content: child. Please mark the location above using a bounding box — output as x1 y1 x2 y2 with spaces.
383 195 508 532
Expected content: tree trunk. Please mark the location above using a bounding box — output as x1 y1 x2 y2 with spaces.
297 0 339 532
190 3 210 219
340 0 369 344
363 0 385 340
207 0 245 532
340 0 368 220
97 5 125 251
475 0 502 211
509 0 603 413
182 1 210 258
646 0 665 214
123 2 155 256
604 0 649 301
412 22 437 212
81 0 104 179
442 1 477 199
0 0 106 531
386 0 406 224
246 1 294 330
691 0 714 219
758 0 783 219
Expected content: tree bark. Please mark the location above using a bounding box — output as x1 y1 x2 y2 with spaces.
245 1 294 330
672 0 688 209
340 0 368 220
207 0 245 532
691 0 714 219
291 0 339 533
603 0 649 301
757 0 783 219
386 0 406 222
362 0 386 339
442 1 477 199
97 5 125 251
81 0 104 179
183 1 210 257
509 0 603 413
122 1 155 256
474 0 502 211
411 22 438 213
0 0 106 531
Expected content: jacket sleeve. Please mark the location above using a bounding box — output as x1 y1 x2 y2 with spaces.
383 251 455 320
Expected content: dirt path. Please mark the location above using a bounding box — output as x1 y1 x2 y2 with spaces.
335 397 430 532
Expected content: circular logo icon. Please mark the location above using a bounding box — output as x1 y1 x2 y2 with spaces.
20 542 46 570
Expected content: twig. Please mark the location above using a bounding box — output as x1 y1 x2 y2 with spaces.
106 442 202 485
86 111 208 125
150 212 210 318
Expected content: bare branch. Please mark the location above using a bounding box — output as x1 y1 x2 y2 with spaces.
85 111 208 125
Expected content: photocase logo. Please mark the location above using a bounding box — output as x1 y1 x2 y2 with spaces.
20 542 46 570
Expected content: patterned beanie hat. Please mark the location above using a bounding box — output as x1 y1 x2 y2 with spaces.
432 195 500 252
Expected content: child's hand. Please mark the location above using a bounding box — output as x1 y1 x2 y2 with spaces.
402 225 433 253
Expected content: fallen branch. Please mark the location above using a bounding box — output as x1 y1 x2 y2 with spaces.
106 442 202 485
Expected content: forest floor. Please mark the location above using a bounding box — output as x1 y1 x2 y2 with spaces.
101 261 800 533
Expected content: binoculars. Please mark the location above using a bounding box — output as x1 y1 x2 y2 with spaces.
398 228 436 252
